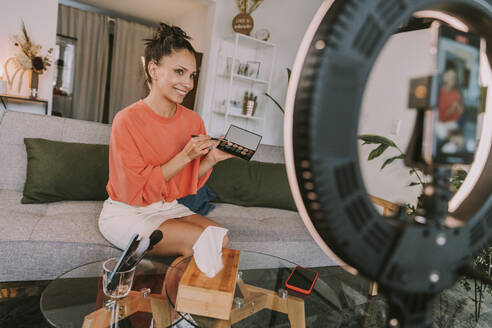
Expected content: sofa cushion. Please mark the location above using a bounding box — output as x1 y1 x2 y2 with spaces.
205 158 296 210
0 190 109 244
207 203 337 267
22 138 109 203
0 111 111 192
207 203 307 242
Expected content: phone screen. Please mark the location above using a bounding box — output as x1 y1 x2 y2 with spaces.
225 125 262 150
430 25 481 164
286 267 317 291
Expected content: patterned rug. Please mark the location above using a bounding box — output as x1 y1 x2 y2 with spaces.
0 281 51 328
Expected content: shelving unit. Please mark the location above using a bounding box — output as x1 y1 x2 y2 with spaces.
209 33 276 137
213 110 264 121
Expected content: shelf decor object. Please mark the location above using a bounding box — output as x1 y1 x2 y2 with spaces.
4 21 53 99
242 91 257 116
232 0 264 35
254 28 270 42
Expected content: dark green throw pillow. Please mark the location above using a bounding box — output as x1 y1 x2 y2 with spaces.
205 158 296 211
22 138 109 203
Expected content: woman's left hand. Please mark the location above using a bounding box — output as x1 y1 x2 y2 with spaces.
207 136 236 163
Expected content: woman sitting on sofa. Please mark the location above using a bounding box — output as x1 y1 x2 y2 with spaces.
98 23 232 257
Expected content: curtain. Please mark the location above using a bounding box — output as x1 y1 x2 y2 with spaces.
108 19 155 123
57 4 109 122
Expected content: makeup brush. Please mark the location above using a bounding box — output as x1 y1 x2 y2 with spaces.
191 135 227 142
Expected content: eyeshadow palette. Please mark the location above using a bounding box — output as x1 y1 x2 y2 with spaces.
217 125 262 161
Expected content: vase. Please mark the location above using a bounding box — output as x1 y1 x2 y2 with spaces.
29 71 39 99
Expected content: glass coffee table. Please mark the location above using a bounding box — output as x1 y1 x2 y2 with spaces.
40 251 381 327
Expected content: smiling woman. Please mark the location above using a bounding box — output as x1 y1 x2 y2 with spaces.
143 24 198 116
99 23 234 263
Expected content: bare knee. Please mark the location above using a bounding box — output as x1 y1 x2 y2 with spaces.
180 246 194 258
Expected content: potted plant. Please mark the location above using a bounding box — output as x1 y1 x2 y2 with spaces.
242 91 257 116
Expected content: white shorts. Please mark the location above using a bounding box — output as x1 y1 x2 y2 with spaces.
98 198 195 249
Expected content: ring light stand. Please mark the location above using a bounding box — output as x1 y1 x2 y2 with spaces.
284 1 492 327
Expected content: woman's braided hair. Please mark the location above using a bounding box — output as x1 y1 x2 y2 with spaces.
144 22 196 85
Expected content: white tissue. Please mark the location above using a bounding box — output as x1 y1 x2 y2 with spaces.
192 226 228 278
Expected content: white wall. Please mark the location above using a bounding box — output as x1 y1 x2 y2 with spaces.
0 0 58 115
170 2 209 111
359 29 434 205
170 4 208 53
197 0 323 145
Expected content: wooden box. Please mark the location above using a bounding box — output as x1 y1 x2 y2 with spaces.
175 248 240 320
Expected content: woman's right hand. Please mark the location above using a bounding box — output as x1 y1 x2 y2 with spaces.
180 135 215 162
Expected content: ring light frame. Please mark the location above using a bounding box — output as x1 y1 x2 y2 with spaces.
284 0 492 301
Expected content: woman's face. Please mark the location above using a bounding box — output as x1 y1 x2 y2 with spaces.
148 49 197 104
443 68 457 89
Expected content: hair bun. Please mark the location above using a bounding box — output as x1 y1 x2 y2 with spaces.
155 23 190 42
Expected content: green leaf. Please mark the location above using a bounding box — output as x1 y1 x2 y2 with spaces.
381 154 405 170
264 92 284 113
358 134 396 148
368 144 389 160
454 169 468 180
408 182 421 187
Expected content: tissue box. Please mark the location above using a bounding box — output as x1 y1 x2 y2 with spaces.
176 248 240 320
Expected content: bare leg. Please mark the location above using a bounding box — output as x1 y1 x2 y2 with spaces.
180 214 229 248
148 215 228 257
147 219 202 257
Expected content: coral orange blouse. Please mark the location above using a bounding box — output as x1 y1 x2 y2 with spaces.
106 100 212 206
438 88 462 122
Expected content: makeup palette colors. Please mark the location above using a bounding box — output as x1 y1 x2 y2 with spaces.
217 125 262 161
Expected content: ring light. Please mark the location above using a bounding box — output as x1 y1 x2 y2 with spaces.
284 0 492 326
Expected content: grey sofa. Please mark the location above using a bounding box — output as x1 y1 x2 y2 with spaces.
0 109 336 282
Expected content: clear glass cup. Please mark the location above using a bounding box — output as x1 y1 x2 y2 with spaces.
102 257 136 298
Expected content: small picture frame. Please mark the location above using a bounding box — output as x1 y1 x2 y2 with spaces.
237 63 248 76
246 61 261 79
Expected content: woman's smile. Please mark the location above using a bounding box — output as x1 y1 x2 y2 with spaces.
174 87 188 97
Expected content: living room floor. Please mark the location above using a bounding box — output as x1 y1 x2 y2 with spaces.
1 267 490 328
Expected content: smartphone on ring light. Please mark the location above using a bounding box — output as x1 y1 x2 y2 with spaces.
422 22 482 165
285 266 318 295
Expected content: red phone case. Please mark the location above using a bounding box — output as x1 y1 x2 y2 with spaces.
285 266 318 295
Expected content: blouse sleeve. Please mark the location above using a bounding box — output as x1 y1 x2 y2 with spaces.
108 116 179 206
196 119 213 189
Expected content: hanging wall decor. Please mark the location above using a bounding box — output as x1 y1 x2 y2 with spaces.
232 0 264 36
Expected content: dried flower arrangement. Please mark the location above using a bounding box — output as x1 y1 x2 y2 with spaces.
235 0 264 14
4 21 53 94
